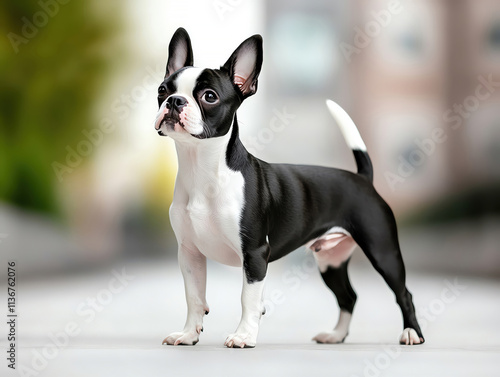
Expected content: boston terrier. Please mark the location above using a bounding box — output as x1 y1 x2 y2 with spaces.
155 28 424 348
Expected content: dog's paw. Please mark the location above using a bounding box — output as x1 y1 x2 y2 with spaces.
313 330 348 344
162 330 200 346
224 333 256 348
399 328 424 345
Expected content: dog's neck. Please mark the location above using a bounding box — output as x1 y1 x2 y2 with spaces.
173 116 248 192
225 115 250 171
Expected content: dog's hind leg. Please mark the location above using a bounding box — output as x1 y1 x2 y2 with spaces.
312 256 357 344
349 200 425 345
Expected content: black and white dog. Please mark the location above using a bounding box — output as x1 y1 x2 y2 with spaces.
155 28 424 348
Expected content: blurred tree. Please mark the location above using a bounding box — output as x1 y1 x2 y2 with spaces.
0 1 124 215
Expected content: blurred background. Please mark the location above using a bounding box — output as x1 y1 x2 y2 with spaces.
1 0 499 278
1 1 500 375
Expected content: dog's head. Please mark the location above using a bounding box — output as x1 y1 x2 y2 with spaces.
155 28 263 141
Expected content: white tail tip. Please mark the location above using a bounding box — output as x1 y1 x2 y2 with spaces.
326 99 366 151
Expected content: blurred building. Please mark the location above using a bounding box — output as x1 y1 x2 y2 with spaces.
2 0 499 278
264 0 500 216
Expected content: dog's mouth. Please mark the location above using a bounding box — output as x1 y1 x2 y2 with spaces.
157 115 187 136
157 116 208 140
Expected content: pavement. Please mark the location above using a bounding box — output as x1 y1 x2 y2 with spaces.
2 254 500 377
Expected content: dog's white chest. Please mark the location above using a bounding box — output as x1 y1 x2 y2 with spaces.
169 135 245 267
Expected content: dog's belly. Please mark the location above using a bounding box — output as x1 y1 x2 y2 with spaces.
305 227 357 272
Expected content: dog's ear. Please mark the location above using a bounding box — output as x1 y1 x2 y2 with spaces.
222 35 263 99
165 28 194 79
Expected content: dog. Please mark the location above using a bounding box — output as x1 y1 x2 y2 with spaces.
155 28 424 348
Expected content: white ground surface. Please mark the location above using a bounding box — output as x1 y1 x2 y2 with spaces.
2 255 500 377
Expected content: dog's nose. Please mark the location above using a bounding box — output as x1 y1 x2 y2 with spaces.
166 95 187 111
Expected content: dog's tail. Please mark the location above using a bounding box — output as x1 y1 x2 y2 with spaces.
326 99 373 182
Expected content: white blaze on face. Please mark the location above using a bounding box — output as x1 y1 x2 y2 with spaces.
155 67 205 137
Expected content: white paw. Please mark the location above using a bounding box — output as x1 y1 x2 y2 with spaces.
162 328 201 346
313 330 348 344
399 328 424 345
224 333 257 348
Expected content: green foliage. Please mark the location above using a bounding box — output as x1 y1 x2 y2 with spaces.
401 182 500 226
0 1 124 214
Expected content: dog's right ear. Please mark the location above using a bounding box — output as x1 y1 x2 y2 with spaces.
165 28 194 79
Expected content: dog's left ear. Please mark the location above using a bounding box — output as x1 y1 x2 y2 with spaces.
165 27 194 79
223 35 263 99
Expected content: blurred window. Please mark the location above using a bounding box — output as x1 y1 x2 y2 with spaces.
268 12 339 95
487 21 500 52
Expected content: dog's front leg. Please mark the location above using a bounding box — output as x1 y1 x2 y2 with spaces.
163 244 209 346
225 244 269 348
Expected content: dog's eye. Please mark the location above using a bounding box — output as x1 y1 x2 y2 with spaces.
158 86 166 95
202 90 218 104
